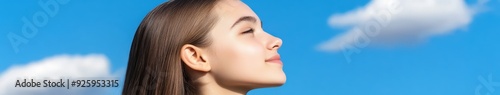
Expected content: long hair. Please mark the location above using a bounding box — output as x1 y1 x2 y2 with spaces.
122 0 218 95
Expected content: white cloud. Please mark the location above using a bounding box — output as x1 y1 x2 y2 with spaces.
0 54 120 95
318 0 487 52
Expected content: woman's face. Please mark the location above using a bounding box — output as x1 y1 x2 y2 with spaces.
205 0 285 88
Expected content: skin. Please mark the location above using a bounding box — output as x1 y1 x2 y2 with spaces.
180 0 285 95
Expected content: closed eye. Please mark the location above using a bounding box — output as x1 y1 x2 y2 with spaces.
243 28 254 34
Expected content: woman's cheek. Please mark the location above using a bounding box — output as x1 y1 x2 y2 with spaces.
234 40 267 72
225 40 268 82
221 39 265 70
237 39 265 61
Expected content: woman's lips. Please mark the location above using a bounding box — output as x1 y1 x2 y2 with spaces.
265 54 282 64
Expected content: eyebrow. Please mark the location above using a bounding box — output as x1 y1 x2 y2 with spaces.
231 16 257 28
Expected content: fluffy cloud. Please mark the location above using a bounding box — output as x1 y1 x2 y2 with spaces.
0 54 120 95
318 0 487 52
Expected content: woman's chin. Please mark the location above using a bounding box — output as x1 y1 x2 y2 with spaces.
258 75 287 87
271 76 287 86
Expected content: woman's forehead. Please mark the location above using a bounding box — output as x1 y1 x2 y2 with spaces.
214 0 258 18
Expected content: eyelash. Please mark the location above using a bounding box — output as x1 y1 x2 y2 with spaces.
242 28 254 34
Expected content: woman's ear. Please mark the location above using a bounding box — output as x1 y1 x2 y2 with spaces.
180 44 211 72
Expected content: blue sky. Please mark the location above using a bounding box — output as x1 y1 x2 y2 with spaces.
1 0 500 95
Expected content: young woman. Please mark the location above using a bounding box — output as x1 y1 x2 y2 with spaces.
122 0 285 95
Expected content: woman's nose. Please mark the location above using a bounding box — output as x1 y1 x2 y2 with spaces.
266 33 282 50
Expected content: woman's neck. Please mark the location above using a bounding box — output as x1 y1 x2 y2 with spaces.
197 81 250 95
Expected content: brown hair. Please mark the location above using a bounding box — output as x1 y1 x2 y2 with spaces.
122 0 219 95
